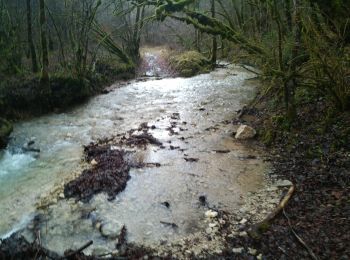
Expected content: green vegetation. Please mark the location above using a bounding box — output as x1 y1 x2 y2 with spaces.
0 118 12 148
169 51 210 77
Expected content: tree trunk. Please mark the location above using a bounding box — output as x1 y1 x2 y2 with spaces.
210 0 217 67
39 0 50 91
26 0 38 73
285 0 301 121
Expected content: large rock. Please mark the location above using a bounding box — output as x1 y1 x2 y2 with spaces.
0 118 13 148
235 125 256 140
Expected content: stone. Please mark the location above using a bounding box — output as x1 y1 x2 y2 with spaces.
248 247 258 256
275 179 293 187
239 231 248 237
59 193 65 199
205 210 218 218
100 221 123 239
209 222 217 228
235 125 256 140
92 246 109 256
257 253 263 260
91 159 98 166
205 227 213 234
240 218 248 224
232 247 244 254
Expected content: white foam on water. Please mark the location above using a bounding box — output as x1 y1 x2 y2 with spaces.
0 151 36 177
0 213 34 240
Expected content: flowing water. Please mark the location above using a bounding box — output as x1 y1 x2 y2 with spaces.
0 53 270 254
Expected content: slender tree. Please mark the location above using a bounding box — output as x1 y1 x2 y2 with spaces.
210 0 217 67
26 0 38 73
39 0 50 89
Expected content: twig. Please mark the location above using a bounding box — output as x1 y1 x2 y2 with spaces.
283 209 319 260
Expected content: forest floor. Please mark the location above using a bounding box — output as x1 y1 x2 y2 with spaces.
226 96 350 259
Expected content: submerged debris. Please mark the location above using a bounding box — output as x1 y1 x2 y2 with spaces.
64 144 130 202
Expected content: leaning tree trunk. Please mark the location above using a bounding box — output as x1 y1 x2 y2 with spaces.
39 0 50 93
26 0 38 73
210 0 217 68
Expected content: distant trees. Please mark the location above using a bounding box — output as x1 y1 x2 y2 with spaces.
0 0 135 79
140 0 350 117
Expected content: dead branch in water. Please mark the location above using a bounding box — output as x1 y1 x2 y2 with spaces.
63 240 93 259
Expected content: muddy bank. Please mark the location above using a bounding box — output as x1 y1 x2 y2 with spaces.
0 61 135 121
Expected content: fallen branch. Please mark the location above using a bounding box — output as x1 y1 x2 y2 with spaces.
248 184 295 239
63 240 93 259
283 209 319 260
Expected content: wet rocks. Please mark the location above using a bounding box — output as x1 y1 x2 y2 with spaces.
205 210 218 218
274 179 293 187
235 125 256 140
232 247 244 254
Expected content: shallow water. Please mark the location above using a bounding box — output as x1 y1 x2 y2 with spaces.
0 58 269 254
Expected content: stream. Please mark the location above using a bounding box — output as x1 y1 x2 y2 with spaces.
0 51 272 255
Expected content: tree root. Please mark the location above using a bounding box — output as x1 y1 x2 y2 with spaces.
248 184 295 239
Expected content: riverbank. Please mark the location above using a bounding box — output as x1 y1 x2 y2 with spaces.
0 61 135 121
224 93 350 259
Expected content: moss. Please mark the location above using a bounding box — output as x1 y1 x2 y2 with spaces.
261 128 275 146
0 118 13 148
169 51 210 77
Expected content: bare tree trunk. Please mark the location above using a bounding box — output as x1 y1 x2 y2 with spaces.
210 0 217 67
39 0 50 90
285 0 301 121
26 0 38 73
285 0 292 30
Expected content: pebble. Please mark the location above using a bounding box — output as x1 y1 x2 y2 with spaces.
205 210 218 218
275 179 293 187
239 231 248 237
248 247 258 256
59 193 65 199
257 253 263 260
205 227 213 234
209 222 217 228
91 159 98 166
232 247 244 254
100 221 123 239
240 218 248 224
